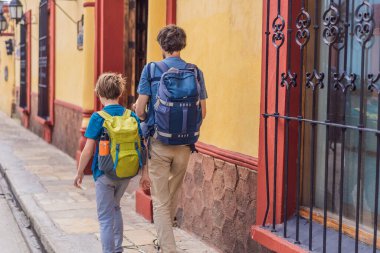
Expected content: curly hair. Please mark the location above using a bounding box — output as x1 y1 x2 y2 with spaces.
157 25 186 54
95 73 126 100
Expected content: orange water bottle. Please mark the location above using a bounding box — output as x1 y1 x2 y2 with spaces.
99 129 110 156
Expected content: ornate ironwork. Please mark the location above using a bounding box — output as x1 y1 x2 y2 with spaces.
281 71 297 90
354 1 374 45
333 72 357 93
368 73 380 94
306 70 325 90
272 14 285 48
322 3 340 46
296 8 311 48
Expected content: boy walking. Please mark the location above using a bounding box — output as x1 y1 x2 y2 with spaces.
74 73 147 253
135 25 208 253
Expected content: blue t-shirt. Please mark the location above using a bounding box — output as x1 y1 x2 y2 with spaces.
137 56 208 137
84 104 143 181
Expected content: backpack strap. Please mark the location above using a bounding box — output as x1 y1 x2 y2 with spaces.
123 109 132 118
147 61 169 83
97 111 112 121
155 61 170 73
185 63 201 82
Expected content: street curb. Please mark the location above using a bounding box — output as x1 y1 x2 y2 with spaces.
0 114 101 253
0 169 46 253
0 163 56 253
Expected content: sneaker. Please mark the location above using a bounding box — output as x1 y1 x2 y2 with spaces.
153 238 161 252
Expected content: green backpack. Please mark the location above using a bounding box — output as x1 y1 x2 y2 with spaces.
97 109 142 180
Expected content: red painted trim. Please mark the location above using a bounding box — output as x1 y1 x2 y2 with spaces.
94 0 124 111
54 99 83 112
48 0 56 126
0 32 14 36
35 115 49 125
256 0 301 229
251 226 308 253
196 142 258 171
135 189 153 223
83 2 95 8
166 0 176 24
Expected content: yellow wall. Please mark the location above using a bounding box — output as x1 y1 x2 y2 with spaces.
176 0 263 157
54 0 84 106
0 16 15 116
146 0 166 62
14 0 85 107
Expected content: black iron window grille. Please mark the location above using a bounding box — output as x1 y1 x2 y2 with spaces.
19 22 27 108
37 0 49 119
262 0 380 252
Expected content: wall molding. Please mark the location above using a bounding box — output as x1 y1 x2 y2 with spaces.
196 142 258 171
83 2 95 8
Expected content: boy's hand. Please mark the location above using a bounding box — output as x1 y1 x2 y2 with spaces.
131 103 136 112
73 171 85 188
140 172 151 194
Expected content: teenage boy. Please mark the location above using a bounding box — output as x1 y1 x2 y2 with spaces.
74 73 147 253
135 25 207 253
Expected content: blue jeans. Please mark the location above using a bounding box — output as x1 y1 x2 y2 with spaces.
95 175 130 253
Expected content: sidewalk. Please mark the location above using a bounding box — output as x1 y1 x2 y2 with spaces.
0 112 218 253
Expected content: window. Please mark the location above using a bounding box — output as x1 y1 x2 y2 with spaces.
37 0 49 119
19 23 27 108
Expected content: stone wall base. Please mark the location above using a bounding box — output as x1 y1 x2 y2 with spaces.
177 152 269 253
21 95 82 159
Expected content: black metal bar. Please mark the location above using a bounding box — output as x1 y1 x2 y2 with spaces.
374 96 380 253
309 1 321 249
338 1 351 252
353 2 374 251
295 0 310 243
355 47 364 252
282 0 294 238
262 0 271 228
367 73 380 253
372 81 380 253
322 1 340 251
271 0 285 232
264 114 380 135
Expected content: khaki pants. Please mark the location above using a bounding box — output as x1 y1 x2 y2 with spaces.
148 138 191 253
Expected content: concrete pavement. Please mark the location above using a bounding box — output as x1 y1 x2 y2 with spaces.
0 111 218 253
0 184 29 253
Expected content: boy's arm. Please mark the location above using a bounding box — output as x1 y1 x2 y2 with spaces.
74 139 96 188
201 100 207 119
135 95 149 120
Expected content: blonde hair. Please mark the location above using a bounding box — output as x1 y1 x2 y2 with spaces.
95 73 126 100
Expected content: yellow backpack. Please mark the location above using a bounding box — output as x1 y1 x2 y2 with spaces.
98 109 142 179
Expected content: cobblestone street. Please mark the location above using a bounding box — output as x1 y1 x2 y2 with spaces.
0 112 218 253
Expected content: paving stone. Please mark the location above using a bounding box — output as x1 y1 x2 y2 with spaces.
237 165 250 181
214 159 225 169
222 189 237 220
212 200 224 229
0 113 218 253
222 162 238 190
139 244 159 253
123 229 156 246
211 169 225 200
202 180 214 207
54 217 99 234
193 162 204 188
202 155 215 182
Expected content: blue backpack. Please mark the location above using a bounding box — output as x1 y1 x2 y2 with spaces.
148 61 203 146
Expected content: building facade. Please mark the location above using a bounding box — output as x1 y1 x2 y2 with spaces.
2 0 379 253
0 0 265 252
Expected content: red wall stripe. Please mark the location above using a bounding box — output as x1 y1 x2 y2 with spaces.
166 0 176 24
196 142 258 171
